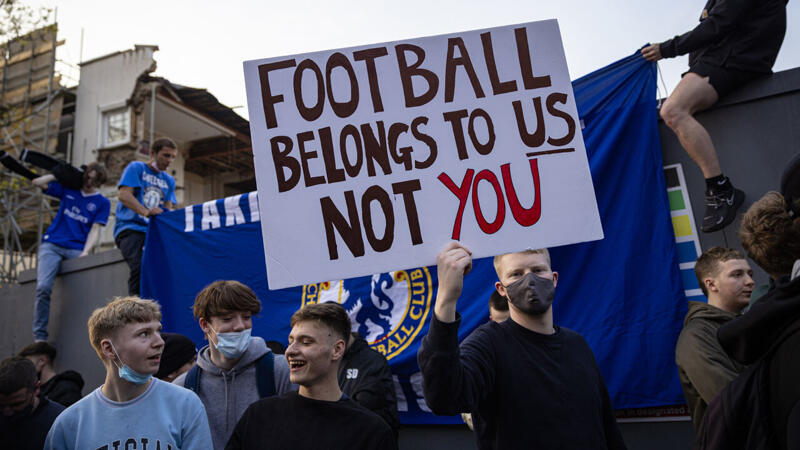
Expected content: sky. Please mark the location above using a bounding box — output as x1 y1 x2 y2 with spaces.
24 0 800 120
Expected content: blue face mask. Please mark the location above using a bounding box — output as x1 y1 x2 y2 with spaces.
210 326 252 359
109 341 153 385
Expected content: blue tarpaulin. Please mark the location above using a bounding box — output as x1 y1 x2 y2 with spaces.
142 51 686 424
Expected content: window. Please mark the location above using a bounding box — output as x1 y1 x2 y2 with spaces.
102 107 130 147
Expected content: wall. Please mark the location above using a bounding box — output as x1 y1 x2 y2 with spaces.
0 250 129 391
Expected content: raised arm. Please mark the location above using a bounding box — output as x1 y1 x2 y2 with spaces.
32 174 56 190
417 243 496 414
433 242 472 323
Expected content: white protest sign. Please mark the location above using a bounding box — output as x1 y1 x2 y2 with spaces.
243 20 603 290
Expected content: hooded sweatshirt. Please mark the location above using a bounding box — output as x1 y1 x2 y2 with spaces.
173 336 293 450
717 269 800 450
40 370 84 407
675 301 745 430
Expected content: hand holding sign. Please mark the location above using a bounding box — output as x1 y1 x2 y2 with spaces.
434 242 473 323
244 20 603 289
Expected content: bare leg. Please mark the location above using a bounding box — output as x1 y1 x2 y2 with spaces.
660 73 720 178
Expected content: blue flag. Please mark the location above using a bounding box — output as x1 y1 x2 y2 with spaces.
142 51 685 424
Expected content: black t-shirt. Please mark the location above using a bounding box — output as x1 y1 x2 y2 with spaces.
0 396 65 450
225 391 395 450
418 314 626 450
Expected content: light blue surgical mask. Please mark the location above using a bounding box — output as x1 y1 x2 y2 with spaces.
109 341 153 385
210 326 252 359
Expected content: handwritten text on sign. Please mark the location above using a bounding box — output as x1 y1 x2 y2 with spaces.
244 20 603 289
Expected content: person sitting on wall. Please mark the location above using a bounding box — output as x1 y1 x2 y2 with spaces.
641 0 788 233
17 342 85 407
114 137 178 296
226 303 395 450
418 243 626 449
675 247 753 430
45 296 212 449
12 157 110 343
0 356 65 450
155 332 197 382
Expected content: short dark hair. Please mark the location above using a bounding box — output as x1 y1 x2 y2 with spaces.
84 162 108 186
193 280 261 320
291 303 351 343
17 342 57 364
0 357 38 395
152 137 177 154
694 247 746 296
489 290 508 311
739 191 800 278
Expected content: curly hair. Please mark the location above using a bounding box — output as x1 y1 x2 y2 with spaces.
739 191 800 278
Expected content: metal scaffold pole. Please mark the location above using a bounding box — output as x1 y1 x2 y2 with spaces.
0 23 64 285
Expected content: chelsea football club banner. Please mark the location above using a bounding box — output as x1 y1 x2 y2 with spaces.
142 51 686 424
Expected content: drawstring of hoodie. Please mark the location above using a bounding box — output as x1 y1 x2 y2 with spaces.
221 371 229 432
228 371 237 433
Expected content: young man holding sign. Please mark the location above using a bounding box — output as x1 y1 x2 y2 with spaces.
418 243 625 449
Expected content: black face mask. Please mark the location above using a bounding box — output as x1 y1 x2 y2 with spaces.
503 272 555 315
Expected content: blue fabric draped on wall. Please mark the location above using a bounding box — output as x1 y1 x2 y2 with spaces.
142 50 686 424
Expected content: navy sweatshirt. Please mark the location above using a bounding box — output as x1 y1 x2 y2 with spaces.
418 314 626 450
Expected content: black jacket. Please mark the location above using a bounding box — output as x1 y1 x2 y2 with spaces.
712 274 800 450
40 370 84 407
337 333 399 440
659 0 788 73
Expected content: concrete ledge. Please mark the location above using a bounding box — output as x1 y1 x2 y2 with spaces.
18 248 125 284
718 67 800 107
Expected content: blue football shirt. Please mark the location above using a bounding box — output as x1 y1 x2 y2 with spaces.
114 161 177 238
43 182 110 250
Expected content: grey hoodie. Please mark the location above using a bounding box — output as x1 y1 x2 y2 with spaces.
173 336 294 450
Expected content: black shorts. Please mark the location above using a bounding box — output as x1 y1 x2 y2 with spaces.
685 61 765 99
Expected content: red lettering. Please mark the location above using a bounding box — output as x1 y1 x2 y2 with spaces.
502 159 541 226
437 169 474 240
471 169 505 234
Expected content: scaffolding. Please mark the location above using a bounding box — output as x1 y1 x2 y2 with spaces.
0 24 65 285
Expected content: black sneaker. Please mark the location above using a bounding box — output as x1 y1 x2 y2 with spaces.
701 188 745 233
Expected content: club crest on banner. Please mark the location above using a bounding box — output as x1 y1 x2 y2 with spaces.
301 268 433 360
